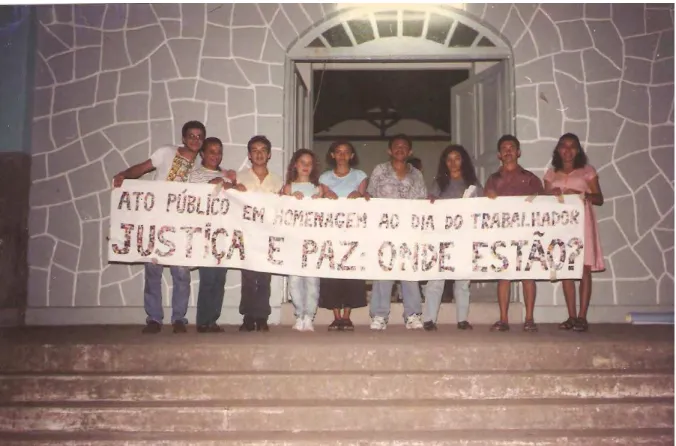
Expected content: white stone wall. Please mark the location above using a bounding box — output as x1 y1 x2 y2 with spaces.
28 4 674 324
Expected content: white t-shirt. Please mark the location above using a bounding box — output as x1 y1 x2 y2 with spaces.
149 146 194 182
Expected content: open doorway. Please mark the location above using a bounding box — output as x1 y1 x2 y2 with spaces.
299 61 511 303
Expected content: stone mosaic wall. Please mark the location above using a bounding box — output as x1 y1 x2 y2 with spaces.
28 3 674 323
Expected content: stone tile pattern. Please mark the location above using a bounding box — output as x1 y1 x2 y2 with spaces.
28 4 673 319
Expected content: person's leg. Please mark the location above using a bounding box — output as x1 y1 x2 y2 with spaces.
574 266 592 332
288 276 304 319
558 279 578 329
370 280 393 320
578 266 592 319
210 268 227 325
143 263 164 325
561 279 577 318
401 281 423 318
497 280 511 322
196 267 213 327
522 280 536 321
239 270 257 331
422 280 445 323
522 280 538 332
249 272 271 319
170 266 191 327
239 269 256 317
454 280 471 323
305 277 320 320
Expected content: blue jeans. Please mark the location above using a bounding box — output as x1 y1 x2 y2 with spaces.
288 275 320 319
370 280 422 321
196 267 227 326
144 263 191 324
424 280 471 323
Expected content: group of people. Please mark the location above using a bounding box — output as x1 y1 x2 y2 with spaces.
112 120 604 335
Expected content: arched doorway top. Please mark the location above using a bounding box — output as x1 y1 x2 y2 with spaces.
288 5 512 61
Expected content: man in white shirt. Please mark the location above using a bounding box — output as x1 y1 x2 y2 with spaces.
233 135 282 331
112 121 206 335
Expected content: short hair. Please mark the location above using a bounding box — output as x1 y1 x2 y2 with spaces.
247 135 271 153
388 133 413 149
407 157 422 171
497 134 520 152
182 121 206 138
326 140 359 168
201 137 222 151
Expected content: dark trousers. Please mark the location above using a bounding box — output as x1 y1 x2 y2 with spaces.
240 270 271 319
196 267 227 326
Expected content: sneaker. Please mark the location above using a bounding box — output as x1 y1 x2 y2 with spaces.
423 321 437 331
406 314 424 330
342 318 354 331
370 316 387 331
142 320 161 334
302 315 314 332
292 317 304 331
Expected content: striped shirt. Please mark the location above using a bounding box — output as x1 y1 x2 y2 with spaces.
188 166 230 184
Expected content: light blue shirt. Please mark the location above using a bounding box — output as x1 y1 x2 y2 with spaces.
319 169 367 198
291 182 319 197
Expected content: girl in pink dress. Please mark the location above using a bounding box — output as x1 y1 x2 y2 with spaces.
544 133 605 332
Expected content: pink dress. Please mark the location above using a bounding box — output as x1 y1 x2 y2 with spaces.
544 164 605 272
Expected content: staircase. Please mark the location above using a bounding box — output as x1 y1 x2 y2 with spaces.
0 325 673 445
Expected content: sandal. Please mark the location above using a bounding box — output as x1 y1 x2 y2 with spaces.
573 318 589 332
457 321 473 330
328 319 342 331
523 319 538 332
341 318 354 331
558 317 576 330
490 320 510 332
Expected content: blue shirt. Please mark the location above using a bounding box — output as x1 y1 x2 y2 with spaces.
291 182 319 197
319 169 367 198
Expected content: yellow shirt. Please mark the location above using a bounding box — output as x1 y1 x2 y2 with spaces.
238 168 283 194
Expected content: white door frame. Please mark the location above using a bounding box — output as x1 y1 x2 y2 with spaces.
281 4 517 305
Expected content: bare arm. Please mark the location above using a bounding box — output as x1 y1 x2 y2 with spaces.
585 176 604 206
113 159 154 187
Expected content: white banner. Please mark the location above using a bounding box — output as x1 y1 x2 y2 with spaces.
108 180 585 281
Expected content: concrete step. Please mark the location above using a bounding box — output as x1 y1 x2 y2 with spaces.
1 371 672 402
2 429 674 445
1 325 673 373
0 399 672 433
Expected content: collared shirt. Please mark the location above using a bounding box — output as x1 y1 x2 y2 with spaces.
367 162 427 199
237 168 283 194
484 165 544 197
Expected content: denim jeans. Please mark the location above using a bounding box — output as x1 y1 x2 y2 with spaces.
144 263 191 324
423 280 471 323
240 270 272 319
370 280 422 321
288 275 320 319
196 267 227 326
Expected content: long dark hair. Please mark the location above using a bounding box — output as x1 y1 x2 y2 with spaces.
435 144 479 192
326 140 359 167
286 148 320 186
551 133 588 171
